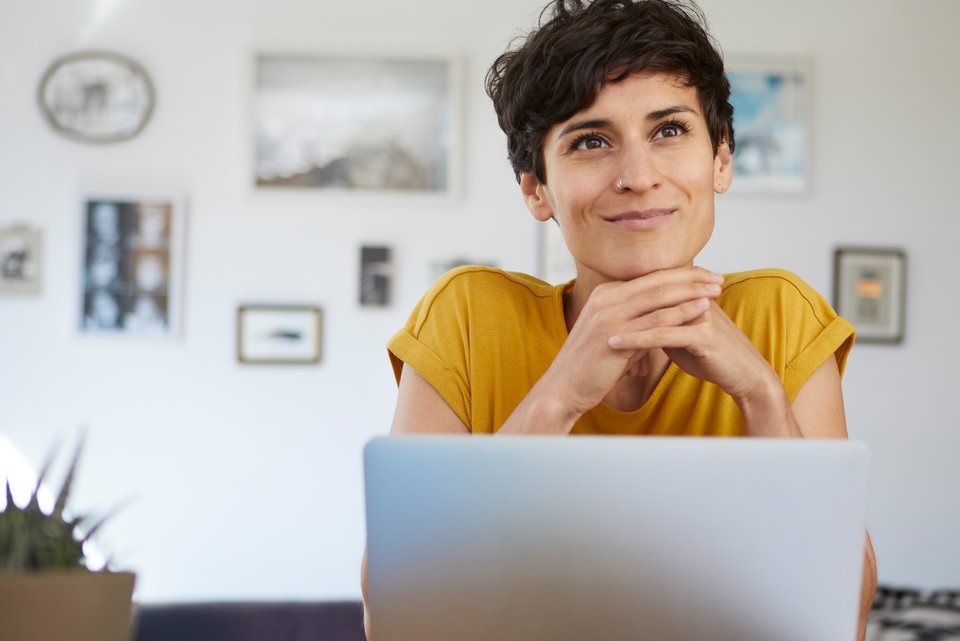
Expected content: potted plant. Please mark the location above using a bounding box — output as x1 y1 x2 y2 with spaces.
0 436 136 641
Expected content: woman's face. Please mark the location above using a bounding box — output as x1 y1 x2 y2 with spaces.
521 72 732 285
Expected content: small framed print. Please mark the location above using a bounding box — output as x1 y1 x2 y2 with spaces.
80 195 184 337
0 226 43 296
359 245 393 307
237 305 323 364
834 248 906 344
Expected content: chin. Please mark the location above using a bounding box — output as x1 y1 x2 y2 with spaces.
613 255 696 280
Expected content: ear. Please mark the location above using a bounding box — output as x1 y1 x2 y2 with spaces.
713 138 734 194
519 173 555 222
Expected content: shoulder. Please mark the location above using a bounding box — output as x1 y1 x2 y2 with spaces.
721 268 819 296
718 268 837 328
431 265 555 297
408 266 557 334
717 270 855 394
423 265 556 306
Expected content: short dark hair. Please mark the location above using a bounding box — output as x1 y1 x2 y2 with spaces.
485 0 735 184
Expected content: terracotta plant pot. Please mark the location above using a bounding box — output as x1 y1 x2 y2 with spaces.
0 570 136 641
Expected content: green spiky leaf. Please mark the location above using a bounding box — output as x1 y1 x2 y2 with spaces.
0 436 108 573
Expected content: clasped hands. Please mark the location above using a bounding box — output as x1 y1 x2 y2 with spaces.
543 266 784 427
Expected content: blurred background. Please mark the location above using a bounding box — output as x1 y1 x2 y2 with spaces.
1 0 957 603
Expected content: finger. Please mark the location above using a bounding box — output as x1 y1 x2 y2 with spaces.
592 265 723 307
607 322 711 352
594 281 721 325
623 350 650 377
608 297 711 346
636 353 651 377
635 264 724 286
604 272 724 320
624 265 725 297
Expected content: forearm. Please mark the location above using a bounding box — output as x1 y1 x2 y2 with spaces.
857 534 878 641
361 548 372 640
497 372 584 435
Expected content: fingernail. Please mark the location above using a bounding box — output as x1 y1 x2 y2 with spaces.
695 265 724 282
706 283 722 294
609 335 623 347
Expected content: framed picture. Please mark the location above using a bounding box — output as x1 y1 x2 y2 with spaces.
237 305 323 364
359 245 393 307
727 57 811 194
0 226 43 296
538 221 576 285
79 195 184 337
37 50 155 144
253 53 458 194
834 248 906 344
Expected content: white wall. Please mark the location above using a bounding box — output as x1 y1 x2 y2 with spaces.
1 0 957 601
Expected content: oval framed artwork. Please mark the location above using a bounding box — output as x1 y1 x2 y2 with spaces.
37 50 155 144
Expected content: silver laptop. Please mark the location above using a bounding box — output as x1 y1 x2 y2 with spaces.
364 436 869 641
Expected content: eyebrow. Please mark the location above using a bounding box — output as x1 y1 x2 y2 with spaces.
646 105 698 121
555 105 699 141
556 119 612 140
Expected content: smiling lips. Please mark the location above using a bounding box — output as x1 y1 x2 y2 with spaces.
605 208 676 231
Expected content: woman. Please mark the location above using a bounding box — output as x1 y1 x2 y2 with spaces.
364 0 877 638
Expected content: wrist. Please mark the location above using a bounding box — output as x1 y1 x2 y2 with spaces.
501 377 584 435
733 372 799 438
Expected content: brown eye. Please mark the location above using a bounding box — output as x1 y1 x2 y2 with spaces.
571 133 609 151
653 119 690 140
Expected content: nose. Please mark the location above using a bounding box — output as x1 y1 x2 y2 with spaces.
614 141 660 193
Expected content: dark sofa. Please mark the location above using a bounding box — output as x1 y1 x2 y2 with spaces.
132 590 960 641
133 601 366 641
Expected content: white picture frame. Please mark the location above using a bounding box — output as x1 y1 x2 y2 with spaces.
79 194 185 338
726 57 811 195
253 51 460 196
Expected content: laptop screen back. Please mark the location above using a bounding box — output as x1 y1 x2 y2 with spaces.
364 436 869 641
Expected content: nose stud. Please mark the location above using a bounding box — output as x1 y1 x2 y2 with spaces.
615 178 626 193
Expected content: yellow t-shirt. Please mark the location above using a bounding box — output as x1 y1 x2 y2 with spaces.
387 266 855 436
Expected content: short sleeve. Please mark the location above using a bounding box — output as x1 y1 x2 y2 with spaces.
386 268 478 427
720 270 855 401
